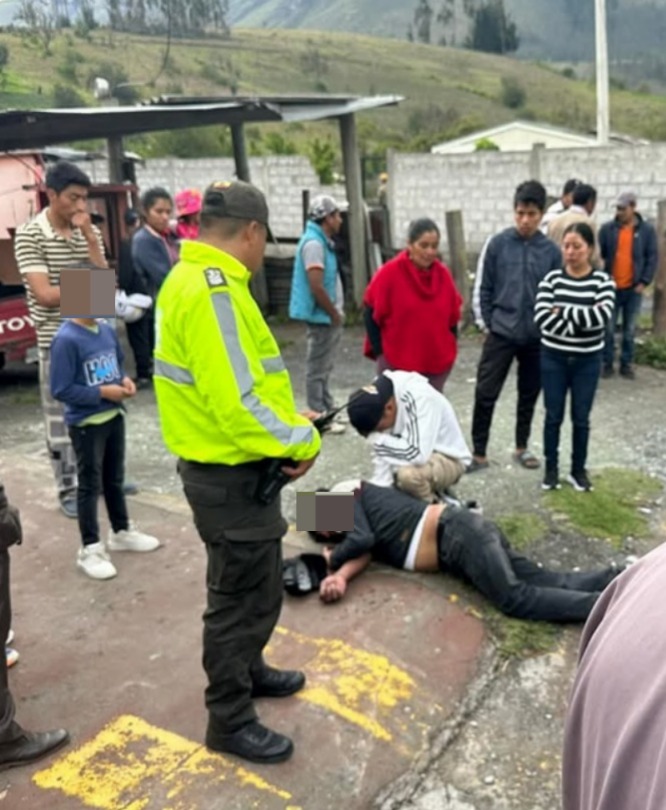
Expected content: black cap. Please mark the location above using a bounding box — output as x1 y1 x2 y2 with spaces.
347 374 395 437
202 180 269 226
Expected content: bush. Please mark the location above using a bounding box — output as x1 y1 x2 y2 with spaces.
475 137 499 151
0 43 9 72
501 76 526 108
635 335 666 369
52 83 87 108
308 137 337 185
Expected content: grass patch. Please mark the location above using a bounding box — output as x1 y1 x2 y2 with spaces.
635 335 666 370
8 389 40 405
495 513 547 551
485 607 560 659
545 467 662 548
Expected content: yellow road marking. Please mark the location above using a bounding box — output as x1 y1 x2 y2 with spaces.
33 715 297 810
272 627 418 743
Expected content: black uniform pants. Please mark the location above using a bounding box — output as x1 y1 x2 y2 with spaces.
0 550 22 744
178 459 287 735
126 314 153 380
471 332 542 457
437 508 617 622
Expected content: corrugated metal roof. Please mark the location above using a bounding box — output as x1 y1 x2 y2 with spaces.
0 95 404 151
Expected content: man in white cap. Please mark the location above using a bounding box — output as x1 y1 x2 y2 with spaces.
599 191 658 379
289 195 346 432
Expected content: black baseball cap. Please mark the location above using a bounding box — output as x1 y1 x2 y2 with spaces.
347 374 395 437
202 180 269 226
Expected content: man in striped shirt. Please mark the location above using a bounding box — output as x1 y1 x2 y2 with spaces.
14 162 107 519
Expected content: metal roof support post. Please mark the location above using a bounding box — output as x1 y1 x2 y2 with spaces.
230 123 251 182
338 112 367 308
107 135 124 184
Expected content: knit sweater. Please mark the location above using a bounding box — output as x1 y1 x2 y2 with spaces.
534 267 615 354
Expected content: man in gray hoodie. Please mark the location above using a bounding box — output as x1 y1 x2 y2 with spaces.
469 180 562 473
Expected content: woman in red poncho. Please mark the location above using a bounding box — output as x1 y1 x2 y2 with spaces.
363 218 463 392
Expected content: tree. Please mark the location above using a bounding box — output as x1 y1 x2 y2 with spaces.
14 0 56 56
437 0 456 46
406 24 414 42
0 43 8 89
465 0 519 55
413 0 434 44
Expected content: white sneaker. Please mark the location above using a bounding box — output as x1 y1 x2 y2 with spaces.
323 421 346 435
107 526 161 553
6 628 14 646
77 543 118 580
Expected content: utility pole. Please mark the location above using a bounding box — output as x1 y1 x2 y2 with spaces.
595 0 610 145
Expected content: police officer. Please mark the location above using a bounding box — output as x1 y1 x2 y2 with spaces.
0 481 69 768
153 180 321 765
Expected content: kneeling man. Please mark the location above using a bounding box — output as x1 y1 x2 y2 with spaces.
316 482 620 623
347 371 472 501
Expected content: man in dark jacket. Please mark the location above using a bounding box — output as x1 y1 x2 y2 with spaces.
0 481 69 769
469 180 562 473
599 192 658 379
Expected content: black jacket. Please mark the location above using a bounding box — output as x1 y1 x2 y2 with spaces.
480 227 562 345
598 213 658 288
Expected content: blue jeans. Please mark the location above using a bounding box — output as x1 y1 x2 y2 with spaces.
541 348 602 474
603 288 642 369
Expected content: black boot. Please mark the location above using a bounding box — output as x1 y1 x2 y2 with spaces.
0 729 69 771
251 666 306 698
206 721 293 764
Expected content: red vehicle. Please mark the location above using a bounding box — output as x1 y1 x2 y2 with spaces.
0 150 138 370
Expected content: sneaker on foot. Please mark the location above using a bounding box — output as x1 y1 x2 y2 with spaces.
322 421 346 435
6 629 14 646
107 526 161 553
6 647 19 668
601 365 614 379
59 497 78 519
542 469 561 491
620 365 636 380
77 543 118 580
568 470 594 492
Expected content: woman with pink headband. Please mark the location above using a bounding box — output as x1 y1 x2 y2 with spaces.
174 188 203 241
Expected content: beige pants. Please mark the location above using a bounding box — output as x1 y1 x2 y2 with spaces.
395 453 466 502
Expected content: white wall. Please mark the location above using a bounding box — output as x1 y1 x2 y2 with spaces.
388 144 666 253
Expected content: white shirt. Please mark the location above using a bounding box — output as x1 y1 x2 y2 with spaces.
368 370 472 487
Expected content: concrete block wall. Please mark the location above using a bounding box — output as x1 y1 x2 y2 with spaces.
88 155 323 239
388 144 666 255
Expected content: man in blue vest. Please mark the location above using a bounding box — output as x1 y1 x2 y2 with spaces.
289 195 345 432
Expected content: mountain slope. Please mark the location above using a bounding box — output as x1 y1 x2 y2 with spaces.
228 0 666 61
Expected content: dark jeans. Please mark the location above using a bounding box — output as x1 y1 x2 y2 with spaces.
603 288 641 369
437 508 616 622
471 332 541 457
126 312 153 380
69 414 129 546
541 348 602 475
178 459 288 735
0 550 21 744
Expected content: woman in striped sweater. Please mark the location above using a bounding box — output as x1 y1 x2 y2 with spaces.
535 223 615 492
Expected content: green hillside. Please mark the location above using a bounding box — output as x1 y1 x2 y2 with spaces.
1 26 666 160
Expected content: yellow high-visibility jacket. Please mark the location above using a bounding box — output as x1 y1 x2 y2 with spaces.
153 241 321 465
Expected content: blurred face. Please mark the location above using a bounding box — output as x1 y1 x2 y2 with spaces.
145 198 173 233
563 231 592 271
408 230 440 270
48 184 89 226
514 203 542 239
323 210 342 235
616 204 635 226
375 398 397 432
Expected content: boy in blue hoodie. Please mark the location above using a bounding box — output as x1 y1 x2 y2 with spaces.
50 317 160 580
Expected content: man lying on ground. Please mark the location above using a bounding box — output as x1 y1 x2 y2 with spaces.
312 482 622 623
347 371 472 502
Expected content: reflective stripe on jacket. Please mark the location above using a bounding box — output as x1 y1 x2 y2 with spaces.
154 241 321 465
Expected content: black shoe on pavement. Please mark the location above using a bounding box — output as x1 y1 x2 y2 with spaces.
568 470 594 492
135 377 153 391
59 498 78 519
620 365 636 379
542 469 561 491
251 666 306 698
0 729 69 771
601 365 614 379
206 721 294 764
